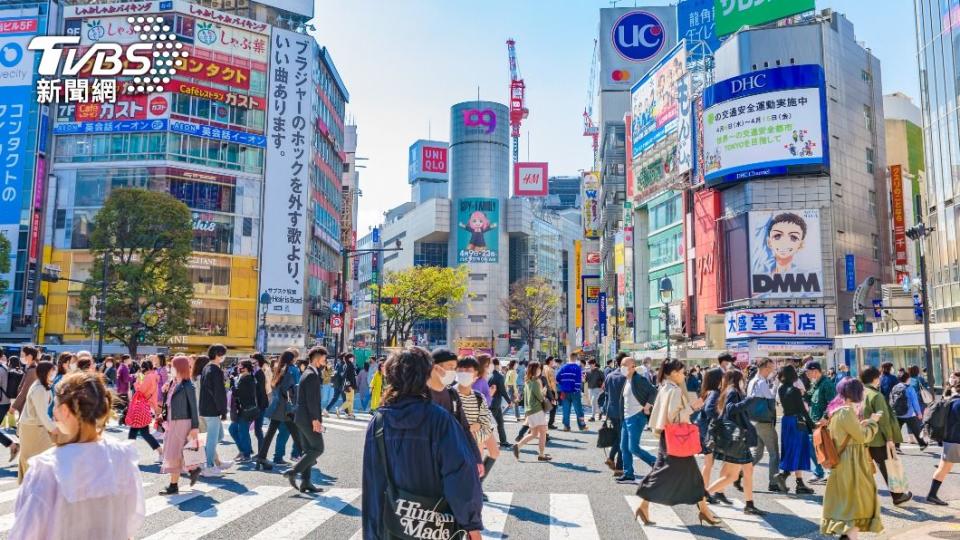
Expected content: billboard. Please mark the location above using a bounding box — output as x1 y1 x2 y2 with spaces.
890 165 908 266
582 172 600 239
408 139 448 183
575 240 583 332
703 64 828 185
513 162 548 197
598 7 677 91
748 209 823 299
715 0 815 37
631 41 686 158
260 28 311 315
456 198 499 264
725 307 825 340
56 93 170 122
678 0 722 54
676 73 693 175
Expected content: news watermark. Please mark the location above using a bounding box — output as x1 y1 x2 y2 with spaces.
28 16 185 104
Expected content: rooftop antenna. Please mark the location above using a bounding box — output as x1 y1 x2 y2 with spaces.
428 119 431 139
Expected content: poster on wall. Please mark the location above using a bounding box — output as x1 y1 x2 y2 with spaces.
703 64 828 184
676 73 693 175
574 240 583 336
582 171 600 239
631 41 686 158
748 209 823 299
457 198 499 264
260 28 311 315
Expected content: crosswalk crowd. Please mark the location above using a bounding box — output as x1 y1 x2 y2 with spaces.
0 343 956 539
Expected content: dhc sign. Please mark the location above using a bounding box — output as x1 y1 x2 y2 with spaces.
730 73 767 95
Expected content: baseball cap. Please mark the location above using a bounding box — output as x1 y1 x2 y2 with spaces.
431 348 458 364
804 360 822 372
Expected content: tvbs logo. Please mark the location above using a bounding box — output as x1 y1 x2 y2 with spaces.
463 108 496 134
29 16 183 99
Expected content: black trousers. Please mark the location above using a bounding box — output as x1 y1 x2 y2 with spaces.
292 423 325 478
128 426 160 450
0 404 12 447
608 416 623 468
897 416 926 446
491 403 507 443
257 419 299 460
548 404 557 427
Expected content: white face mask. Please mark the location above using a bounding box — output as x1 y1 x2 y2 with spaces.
440 369 457 386
456 372 475 387
620 366 630 377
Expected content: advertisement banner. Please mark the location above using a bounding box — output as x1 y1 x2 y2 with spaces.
598 293 607 338
625 113 635 200
63 2 171 18
53 119 169 135
172 80 265 110
845 253 856 292
678 0 722 54
180 14 268 65
575 240 583 333
56 93 170 122
623 202 635 334
456 198 499 264
586 285 600 303
715 0 815 37
725 307 825 339
676 73 693 175
598 7 677 91
748 209 823 299
260 28 311 316
178 54 252 90
703 64 828 184
169 119 266 147
513 162 549 197
408 140 448 182
631 41 686 158
582 171 600 239
890 165 908 266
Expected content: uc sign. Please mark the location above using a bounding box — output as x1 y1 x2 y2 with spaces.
612 11 666 61
513 162 548 197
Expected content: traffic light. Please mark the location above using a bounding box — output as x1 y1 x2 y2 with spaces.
855 313 865 333
381 297 401 305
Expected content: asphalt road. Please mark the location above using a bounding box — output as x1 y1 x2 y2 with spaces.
0 410 956 539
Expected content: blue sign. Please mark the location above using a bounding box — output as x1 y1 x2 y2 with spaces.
598 293 607 337
612 11 667 61
872 299 882 319
0 42 22 68
331 301 344 315
372 227 380 245
53 119 168 135
169 120 267 148
845 253 856 292
677 0 722 55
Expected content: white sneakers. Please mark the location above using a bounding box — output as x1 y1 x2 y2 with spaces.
201 466 224 478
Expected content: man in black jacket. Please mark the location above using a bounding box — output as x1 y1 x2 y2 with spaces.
199 344 229 476
251 353 269 452
285 346 327 494
325 354 345 414
429 349 483 474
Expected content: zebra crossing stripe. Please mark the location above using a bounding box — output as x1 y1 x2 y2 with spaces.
775 497 821 520
323 417 370 428
710 498 786 539
321 422 364 433
248 488 361 539
549 493 600 539
480 491 512 539
624 495 697 540
346 529 363 540
143 483 218 516
141 485 289 540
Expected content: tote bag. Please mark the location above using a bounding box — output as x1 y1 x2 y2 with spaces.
182 434 206 469
665 389 702 458
885 447 910 494
124 392 153 429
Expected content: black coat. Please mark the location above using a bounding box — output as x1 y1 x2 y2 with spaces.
167 379 199 429
198 363 228 417
254 369 269 410
230 373 257 422
721 389 758 446
294 365 323 427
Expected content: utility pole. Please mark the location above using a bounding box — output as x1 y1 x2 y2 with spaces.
906 223 936 388
337 246 349 358
374 255 383 359
97 255 108 362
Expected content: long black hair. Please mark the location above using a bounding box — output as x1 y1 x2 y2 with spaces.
699 367 723 400
381 347 433 406
657 358 685 385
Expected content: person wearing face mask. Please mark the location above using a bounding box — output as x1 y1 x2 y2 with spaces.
16 360 57 483
747 357 781 492
429 349 483 472
12 371 145 539
284 347 328 493
457 357 499 484
616 356 657 484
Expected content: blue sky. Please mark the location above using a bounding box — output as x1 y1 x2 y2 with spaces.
313 1 920 232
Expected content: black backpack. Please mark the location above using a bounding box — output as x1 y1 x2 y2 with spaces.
1 364 23 400
923 396 955 443
889 383 909 417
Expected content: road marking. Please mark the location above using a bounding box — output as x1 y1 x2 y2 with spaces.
710 498 786 538
775 497 821 520
625 495 697 540
549 493 600 540
481 491 513 539
249 488 361 539
323 417 370 428
141 485 289 540
0 479 15 488
346 530 363 540
144 483 218 516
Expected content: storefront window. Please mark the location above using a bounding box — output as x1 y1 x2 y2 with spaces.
170 180 235 213
191 212 235 254
187 305 228 336
189 263 230 296
70 209 98 249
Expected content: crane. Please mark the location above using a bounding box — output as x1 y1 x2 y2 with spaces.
583 39 599 162
506 38 528 165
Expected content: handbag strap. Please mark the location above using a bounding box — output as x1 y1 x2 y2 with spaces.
374 412 396 491
837 434 852 457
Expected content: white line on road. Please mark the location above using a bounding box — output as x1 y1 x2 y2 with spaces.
320 422 364 433
323 417 370 428
481 491 513 539
141 485 289 540
625 495 697 540
248 488 361 539
346 529 363 540
775 497 821 520
143 483 218 516
710 498 786 538
549 493 600 540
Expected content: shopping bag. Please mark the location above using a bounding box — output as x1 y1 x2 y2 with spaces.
885 447 910 494
665 423 702 457
596 420 616 448
182 433 206 470
124 392 153 428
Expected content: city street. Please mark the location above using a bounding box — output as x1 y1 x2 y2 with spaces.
0 410 954 540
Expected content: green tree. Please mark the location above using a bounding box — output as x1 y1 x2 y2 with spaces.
0 232 10 294
502 277 561 362
373 266 469 345
80 189 194 357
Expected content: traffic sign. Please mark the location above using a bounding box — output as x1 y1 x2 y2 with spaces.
331 315 343 329
331 301 344 315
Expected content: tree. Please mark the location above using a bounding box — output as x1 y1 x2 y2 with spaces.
80 188 194 357
502 277 561 362
0 232 10 294
372 266 469 345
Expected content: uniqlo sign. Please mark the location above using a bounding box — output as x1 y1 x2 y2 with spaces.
422 146 447 174
513 162 549 197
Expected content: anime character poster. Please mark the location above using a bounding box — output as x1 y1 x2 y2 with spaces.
457 198 499 264
748 209 823 299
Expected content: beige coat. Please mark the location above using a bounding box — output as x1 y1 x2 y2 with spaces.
648 379 693 436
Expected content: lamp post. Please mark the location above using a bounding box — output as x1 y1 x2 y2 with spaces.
258 291 271 354
659 277 673 360
32 294 46 345
906 222 936 388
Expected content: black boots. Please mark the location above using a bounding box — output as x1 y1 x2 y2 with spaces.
743 501 766 516
159 483 179 495
795 478 814 495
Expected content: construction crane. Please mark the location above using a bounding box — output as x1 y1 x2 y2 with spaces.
583 39 599 162
506 38 528 164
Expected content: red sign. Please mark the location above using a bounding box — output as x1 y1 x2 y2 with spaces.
331 315 343 330
692 189 721 335
891 165 908 266
513 162 549 197
421 146 448 174
0 18 38 34
178 56 251 90
172 80 265 110
64 94 168 122
585 252 601 265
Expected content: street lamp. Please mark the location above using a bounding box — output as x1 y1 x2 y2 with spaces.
258 291 271 354
33 294 46 345
659 277 673 360
905 222 936 388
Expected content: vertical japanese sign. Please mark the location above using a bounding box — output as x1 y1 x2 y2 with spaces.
598 292 607 338
624 113 635 200
0 11 38 332
456 198 499 263
582 172 600 239
890 165 908 266
677 0 721 53
261 28 310 315
845 253 856 292
623 202 635 333
676 73 693 175
574 240 583 338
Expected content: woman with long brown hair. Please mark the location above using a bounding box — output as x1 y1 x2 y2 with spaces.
254 348 301 470
696 367 727 497
512 361 550 461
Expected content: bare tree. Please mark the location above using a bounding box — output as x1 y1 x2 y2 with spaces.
502 277 560 362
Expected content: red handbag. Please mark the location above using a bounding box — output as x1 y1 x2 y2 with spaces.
124 392 153 429
664 390 702 458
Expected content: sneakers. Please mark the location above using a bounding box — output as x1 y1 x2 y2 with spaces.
201 466 224 478
537 454 553 462
218 459 234 470
809 475 827 485
615 475 637 484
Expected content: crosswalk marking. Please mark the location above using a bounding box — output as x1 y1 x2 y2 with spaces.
709 498 786 539
324 417 369 428
249 488 361 539
143 483 217 516
775 497 822 520
481 491 513 539
549 493 600 540
321 422 364 433
625 495 698 540
141 485 289 540
347 530 363 540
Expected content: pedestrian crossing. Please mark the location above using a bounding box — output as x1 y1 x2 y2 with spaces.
0 475 955 539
